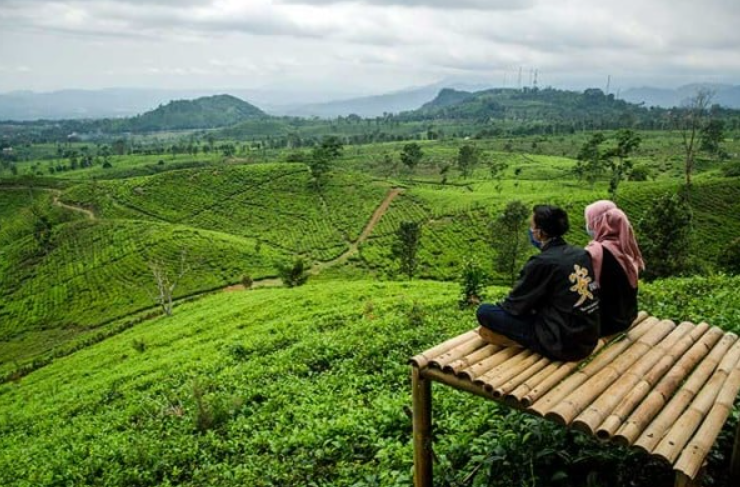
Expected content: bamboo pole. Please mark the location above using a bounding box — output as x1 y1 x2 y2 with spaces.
429 337 487 369
473 349 535 386
410 330 479 368
544 320 676 425
674 353 740 478
614 327 726 446
412 367 433 487
479 353 542 394
421 367 497 402
595 322 710 440
493 356 551 399
443 344 500 375
523 315 655 410
633 333 738 453
652 339 740 464
571 322 692 435
507 361 564 407
458 347 523 381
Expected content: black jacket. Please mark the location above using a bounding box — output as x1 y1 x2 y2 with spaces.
500 237 601 361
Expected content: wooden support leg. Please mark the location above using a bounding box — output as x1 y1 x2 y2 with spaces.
412 367 433 487
731 416 740 484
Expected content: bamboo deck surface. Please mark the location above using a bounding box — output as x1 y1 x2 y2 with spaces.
410 312 740 480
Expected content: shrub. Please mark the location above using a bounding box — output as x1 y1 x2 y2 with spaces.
719 238 740 275
240 274 254 289
637 192 693 280
131 338 146 353
278 258 309 287
458 259 487 308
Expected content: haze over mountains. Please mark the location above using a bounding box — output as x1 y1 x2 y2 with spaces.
1 82 740 122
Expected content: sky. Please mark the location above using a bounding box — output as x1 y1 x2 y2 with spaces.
1 0 739 97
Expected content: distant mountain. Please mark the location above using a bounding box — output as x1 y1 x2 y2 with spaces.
401 87 655 128
272 80 493 118
124 94 265 131
621 84 740 108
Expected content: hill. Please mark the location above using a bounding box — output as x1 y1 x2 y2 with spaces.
1 277 739 486
123 94 266 132
403 87 654 128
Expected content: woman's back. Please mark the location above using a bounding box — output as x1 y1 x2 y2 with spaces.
599 247 637 336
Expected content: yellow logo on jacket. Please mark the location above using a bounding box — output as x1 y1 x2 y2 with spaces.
569 264 594 307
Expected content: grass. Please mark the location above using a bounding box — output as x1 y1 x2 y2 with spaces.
1 277 739 487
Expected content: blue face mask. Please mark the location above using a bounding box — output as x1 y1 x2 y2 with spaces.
528 228 542 249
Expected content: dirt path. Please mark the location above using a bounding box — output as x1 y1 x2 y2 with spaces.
0 185 96 220
51 191 96 220
225 187 404 291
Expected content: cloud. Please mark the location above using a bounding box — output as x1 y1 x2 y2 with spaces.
0 0 739 93
276 0 534 10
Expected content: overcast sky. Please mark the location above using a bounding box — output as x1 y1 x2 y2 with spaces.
1 0 739 96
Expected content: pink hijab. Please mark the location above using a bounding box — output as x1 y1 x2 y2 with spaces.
585 200 645 288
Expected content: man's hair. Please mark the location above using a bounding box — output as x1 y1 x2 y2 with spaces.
532 204 569 238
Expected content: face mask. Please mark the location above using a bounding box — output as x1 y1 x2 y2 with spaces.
585 224 595 238
528 228 542 249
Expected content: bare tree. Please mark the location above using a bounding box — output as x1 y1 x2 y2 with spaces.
146 251 189 316
677 88 714 198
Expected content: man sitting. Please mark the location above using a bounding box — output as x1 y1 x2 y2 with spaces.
476 205 601 361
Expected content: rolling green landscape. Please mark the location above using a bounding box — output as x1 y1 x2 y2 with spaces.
2 87 740 487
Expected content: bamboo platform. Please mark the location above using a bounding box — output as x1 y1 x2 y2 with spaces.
410 312 740 487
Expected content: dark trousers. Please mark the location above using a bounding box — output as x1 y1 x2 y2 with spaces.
476 304 539 351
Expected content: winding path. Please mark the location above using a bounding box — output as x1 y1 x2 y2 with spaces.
225 187 404 291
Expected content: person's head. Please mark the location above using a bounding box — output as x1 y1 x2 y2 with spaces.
531 204 569 244
585 200 617 236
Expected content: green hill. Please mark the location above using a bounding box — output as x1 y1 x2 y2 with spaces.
124 94 266 132
1 277 738 487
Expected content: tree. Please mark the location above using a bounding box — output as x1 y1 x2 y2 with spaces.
636 192 693 280
309 136 344 190
278 258 309 287
392 221 422 279
700 119 725 156
146 252 189 316
458 259 487 308
575 132 606 188
604 129 641 201
677 88 713 198
400 143 423 172
719 238 740 275
490 200 530 284
457 144 480 178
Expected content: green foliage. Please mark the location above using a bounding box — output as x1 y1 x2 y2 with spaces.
309 136 344 190
240 274 254 289
400 142 423 172
278 258 309 287
575 132 607 188
604 129 641 201
637 192 693 280
700 119 725 155
392 220 422 279
457 144 480 178
718 238 740 275
490 200 530 285
458 259 487 308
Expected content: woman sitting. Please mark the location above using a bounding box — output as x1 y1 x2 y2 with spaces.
584 200 645 336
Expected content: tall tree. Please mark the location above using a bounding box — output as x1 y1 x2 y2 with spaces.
457 144 480 178
575 132 607 189
699 119 725 156
677 88 713 198
400 143 423 173
392 221 422 279
604 129 641 202
309 136 344 190
637 192 693 280
490 200 530 285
